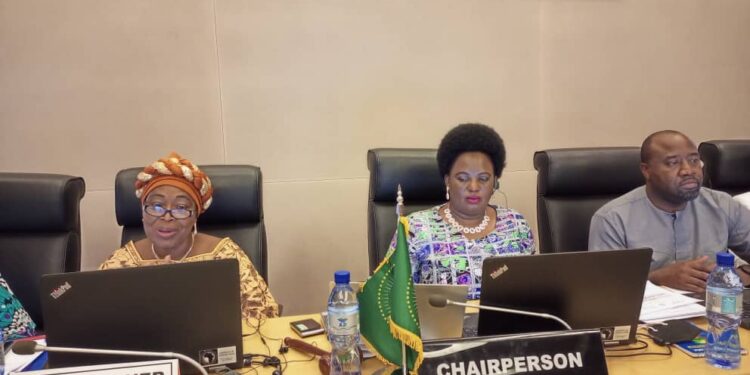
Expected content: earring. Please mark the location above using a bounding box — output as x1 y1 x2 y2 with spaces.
494 180 500 191
193 224 198 235
445 186 450 201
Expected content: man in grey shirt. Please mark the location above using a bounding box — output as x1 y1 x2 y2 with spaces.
737 191 750 210
589 130 750 292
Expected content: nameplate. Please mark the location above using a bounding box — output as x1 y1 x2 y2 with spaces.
419 330 607 375
11 359 179 375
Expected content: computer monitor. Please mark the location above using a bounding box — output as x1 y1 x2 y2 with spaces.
40 259 244 374
477 248 652 345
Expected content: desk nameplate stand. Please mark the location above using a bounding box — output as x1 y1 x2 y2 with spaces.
419 329 607 375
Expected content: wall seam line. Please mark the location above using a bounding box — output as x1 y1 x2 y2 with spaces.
212 0 228 164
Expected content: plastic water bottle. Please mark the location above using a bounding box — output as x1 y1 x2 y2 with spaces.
327 270 361 375
706 252 743 369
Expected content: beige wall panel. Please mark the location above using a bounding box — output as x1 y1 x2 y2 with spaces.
216 0 541 314
0 0 225 190
264 178 369 315
540 1 750 148
216 1 540 178
79 190 120 270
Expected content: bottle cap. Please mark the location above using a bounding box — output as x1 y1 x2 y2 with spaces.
334 270 350 284
716 251 734 267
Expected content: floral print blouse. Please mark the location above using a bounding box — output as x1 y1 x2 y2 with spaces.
99 237 279 322
390 205 535 299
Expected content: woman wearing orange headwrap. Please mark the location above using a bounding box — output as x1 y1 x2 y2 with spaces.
99 152 279 321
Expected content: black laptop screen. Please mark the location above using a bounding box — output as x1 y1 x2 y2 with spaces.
40 259 244 374
477 248 652 345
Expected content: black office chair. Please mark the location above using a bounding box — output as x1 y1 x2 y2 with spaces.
699 140 750 196
533 147 643 253
0 173 85 330
115 165 269 282
367 148 445 273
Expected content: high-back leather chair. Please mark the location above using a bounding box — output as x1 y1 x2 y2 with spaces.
0 173 85 330
699 140 750 196
367 148 444 273
534 147 643 253
115 165 269 282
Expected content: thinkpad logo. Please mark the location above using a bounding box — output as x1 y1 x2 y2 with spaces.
490 264 509 279
50 282 72 299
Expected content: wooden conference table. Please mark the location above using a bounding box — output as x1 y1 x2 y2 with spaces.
241 314 750 374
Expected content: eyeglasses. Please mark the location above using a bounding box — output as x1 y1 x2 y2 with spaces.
143 204 193 220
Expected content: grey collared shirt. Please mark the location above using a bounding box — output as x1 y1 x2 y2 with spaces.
589 186 750 270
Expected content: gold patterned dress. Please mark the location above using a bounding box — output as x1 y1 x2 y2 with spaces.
99 237 279 322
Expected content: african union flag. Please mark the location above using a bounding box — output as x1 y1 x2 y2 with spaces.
358 216 423 374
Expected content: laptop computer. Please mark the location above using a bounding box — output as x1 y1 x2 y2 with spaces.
477 248 652 345
414 284 468 340
40 259 244 374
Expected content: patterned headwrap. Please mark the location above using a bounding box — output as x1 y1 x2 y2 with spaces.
135 152 213 215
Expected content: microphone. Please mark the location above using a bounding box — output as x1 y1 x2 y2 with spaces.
10 341 41 355
12 341 209 375
428 295 572 330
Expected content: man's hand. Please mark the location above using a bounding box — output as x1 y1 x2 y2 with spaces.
649 256 715 293
737 265 750 287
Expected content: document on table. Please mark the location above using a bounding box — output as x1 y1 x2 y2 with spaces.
640 281 705 323
4 338 46 375
660 285 693 295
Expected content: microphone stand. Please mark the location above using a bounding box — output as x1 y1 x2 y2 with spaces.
444 299 572 330
32 344 208 375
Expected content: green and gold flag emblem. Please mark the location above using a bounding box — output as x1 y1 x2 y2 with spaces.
358 216 423 374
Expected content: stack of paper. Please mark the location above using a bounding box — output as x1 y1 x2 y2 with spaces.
639 281 705 323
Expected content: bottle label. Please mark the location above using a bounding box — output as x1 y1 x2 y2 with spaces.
706 290 742 314
328 306 359 336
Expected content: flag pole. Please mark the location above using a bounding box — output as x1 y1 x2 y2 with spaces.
397 185 408 375
396 184 404 217
402 342 407 374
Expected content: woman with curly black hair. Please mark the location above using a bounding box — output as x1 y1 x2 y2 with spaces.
388 123 535 299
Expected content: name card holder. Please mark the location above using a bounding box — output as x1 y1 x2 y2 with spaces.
419 329 607 375
11 359 180 375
